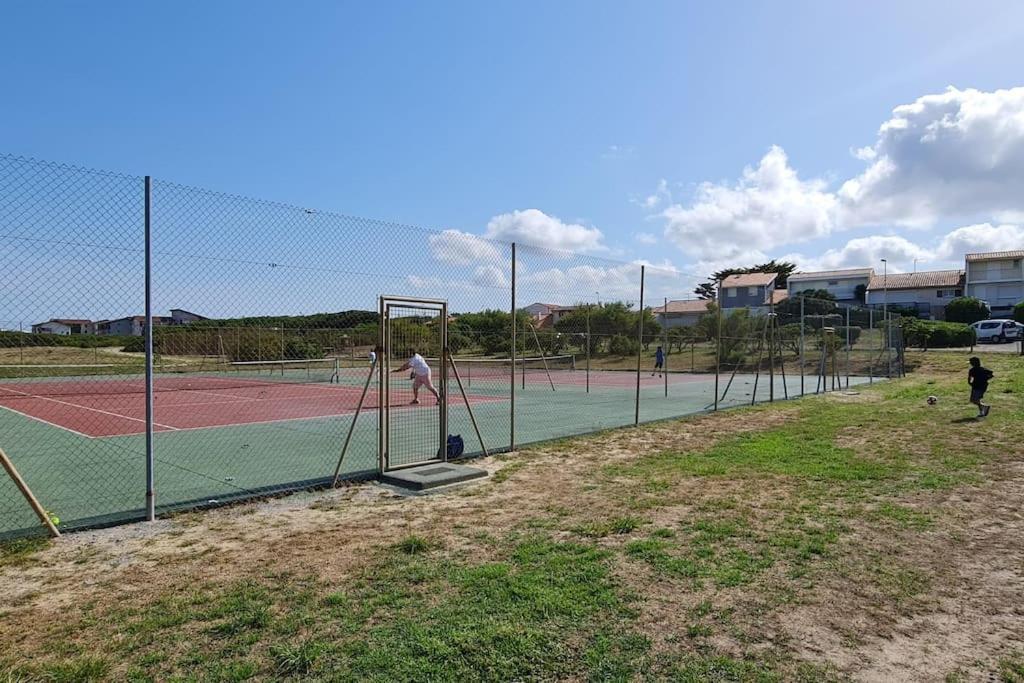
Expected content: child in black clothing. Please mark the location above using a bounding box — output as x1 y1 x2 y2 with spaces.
968 356 993 418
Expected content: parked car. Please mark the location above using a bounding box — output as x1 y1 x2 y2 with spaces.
970 319 1022 343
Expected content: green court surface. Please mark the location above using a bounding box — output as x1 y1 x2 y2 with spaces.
0 369 876 538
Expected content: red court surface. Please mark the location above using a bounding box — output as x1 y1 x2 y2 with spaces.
0 376 503 438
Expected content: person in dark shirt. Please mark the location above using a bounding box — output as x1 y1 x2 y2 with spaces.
968 356 993 417
652 345 665 377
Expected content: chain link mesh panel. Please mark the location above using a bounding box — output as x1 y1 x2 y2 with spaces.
1 153 907 538
1 156 147 534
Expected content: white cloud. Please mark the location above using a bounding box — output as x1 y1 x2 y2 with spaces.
661 146 837 260
935 222 1024 260
428 229 504 266
816 235 932 272
635 179 672 209
634 232 658 245
484 209 606 253
839 86 1024 227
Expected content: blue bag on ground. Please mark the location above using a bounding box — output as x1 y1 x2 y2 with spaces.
447 434 464 459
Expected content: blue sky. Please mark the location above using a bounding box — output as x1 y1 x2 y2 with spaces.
3 1 1024 320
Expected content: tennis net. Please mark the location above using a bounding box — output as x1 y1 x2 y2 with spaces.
225 358 340 383
423 354 576 381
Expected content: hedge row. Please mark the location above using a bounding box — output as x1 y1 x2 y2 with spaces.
902 319 975 349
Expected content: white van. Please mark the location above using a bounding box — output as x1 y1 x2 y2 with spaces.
970 319 1022 343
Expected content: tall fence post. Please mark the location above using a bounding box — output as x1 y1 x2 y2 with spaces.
144 176 155 522
509 243 516 451
714 279 722 411
585 306 591 394
868 307 874 384
799 295 805 397
663 297 668 397
845 306 851 389
634 265 645 425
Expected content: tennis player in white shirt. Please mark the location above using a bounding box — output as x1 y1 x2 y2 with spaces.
393 351 441 405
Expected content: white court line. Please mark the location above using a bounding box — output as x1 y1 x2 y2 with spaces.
0 403 95 438
0 385 181 433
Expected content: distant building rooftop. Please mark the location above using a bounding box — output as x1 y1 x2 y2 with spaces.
965 250 1024 262
721 272 778 288
789 268 873 280
866 270 964 290
653 300 712 314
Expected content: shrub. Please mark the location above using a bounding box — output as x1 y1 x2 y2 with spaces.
944 297 990 324
1014 301 1024 324
902 319 975 349
608 334 639 356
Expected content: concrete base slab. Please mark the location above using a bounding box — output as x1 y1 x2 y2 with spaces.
380 463 487 491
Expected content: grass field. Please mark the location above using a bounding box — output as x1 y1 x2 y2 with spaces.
1 351 1022 681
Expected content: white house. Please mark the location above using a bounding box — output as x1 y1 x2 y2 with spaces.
865 270 964 320
653 300 712 328
523 302 578 328
965 250 1024 318
786 268 873 303
720 272 778 312
31 319 94 335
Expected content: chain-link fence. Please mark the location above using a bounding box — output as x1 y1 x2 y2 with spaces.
0 154 905 538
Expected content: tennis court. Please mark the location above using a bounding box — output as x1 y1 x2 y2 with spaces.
0 356 876 537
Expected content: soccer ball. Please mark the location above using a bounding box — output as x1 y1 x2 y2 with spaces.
926 395 938 406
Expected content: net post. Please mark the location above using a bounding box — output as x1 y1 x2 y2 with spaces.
143 176 156 523
509 243 516 452
635 265 645 426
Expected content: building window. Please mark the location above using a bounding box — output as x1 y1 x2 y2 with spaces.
936 290 944 298
727 288 737 298
827 280 839 286
747 286 758 296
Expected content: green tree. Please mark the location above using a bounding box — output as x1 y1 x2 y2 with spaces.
944 297 990 325
451 309 530 355
694 282 717 300
775 289 837 317
853 284 867 304
1013 301 1024 324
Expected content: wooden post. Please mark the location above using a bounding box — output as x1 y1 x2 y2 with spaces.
1 447 60 537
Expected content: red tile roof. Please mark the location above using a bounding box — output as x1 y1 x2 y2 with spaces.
720 272 778 288
653 300 713 314
866 270 964 290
